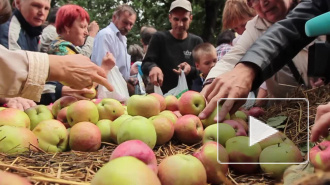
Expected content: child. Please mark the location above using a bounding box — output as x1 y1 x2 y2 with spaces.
191 43 217 92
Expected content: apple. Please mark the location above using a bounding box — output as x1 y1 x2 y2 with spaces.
117 116 157 149
56 107 70 128
258 132 295 150
172 110 182 118
96 119 112 143
225 136 262 174
165 95 179 111
310 140 330 171
259 143 303 179
51 96 78 117
201 106 230 128
232 118 249 132
97 98 125 121
0 108 30 129
203 123 236 146
231 110 248 122
32 119 68 152
110 114 132 144
159 110 178 124
91 156 161 185
174 114 204 145
0 107 6 111
0 171 32 185
149 115 174 145
91 98 102 105
25 105 54 130
193 141 229 184
110 140 158 173
47 104 53 113
158 154 207 185
248 107 265 118
178 91 206 116
222 120 247 136
127 95 160 118
66 100 99 127
83 87 97 99
149 93 166 111
69 122 101 152
0 125 38 154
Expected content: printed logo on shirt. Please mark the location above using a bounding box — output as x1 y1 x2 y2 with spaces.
183 50 192 60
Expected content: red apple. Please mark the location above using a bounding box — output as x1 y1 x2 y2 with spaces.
232 118 249 132
178 91 206 116
310 140 330 171
0 108 30 129
165 95 179 111
174 114 204 145
66 100 99 127
222 120 247 136
69 122 101 152
56 107 70 128
110 140 158 173
51 96 78 117
248 107 265 118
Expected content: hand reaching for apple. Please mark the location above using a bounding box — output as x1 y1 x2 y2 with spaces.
101 52 116 75
62 86 95 100
311 102 330 142
149 66 163 86
172 62 191 76
0 97 36 110
88 21 99 38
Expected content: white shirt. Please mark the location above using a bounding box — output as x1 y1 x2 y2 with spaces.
91 22 131 80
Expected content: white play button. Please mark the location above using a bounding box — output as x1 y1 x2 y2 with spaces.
249 116 279 146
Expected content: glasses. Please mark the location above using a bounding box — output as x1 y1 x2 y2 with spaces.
247 0 260 7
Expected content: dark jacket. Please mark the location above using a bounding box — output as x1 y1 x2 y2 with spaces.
239 0 329 90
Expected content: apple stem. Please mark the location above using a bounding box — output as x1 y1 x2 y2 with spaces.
318 145 326 151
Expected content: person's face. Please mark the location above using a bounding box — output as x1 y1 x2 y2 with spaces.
169 8 192 36
232 17 251 35
196 52 217 77
0 0 12 24
64 17 89 46
251 0 290 23
16 0 50 27
113 11 136 36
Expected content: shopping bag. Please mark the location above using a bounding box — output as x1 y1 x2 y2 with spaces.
164 71 188 98
154 85 163 96
97 66 130 103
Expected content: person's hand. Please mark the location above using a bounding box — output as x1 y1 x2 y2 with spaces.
149 66 163 86
198 63 257 122
309 77 324 88
101 52 116 75
1 97 36 110
88 21 99 38
62 86 95 100
172 62 191 75
48 54 114 92
311 102 330 142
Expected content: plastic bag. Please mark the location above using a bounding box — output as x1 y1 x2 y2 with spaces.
154 85 163 96
97 66 129 103
164 71 188 98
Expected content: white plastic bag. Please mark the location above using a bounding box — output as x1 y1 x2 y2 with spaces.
97 66 130 103
164 71 188 98
154 85 163 96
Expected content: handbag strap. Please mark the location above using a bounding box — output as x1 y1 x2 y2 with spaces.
287 60 305 86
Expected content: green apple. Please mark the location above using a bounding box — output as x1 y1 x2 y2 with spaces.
83 87 97 99
0 108 30 129
33 119 68 152
203 123 236 146
260 143 303 179
96 119 112 142
97 98 125 121
178 90 206 116
0 125 38 154
231 110 248 122
25 105 54 130
175 115 204 145
159 110 178 124
110 114 132 144
127 95 160 118
91 156 161 185
51 96 78 117
165 95 179 111
0 107 6 111
117 116 157 149
158 154 207 185
149 93 166 111
225 136 262 174
201 106 230 128
69 122 101 152
66 100 99 127
149 115 174 145
258 132 295 150
194 141 229 184
0 171 32 185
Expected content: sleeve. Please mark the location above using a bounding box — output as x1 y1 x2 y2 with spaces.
80 36 94 57
0 45 49 101
91 31 116 66
141 33 161 76
239 0 328 90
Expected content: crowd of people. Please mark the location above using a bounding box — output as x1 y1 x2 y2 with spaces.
0 0 329 142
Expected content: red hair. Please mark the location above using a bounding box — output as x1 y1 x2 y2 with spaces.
55 5 90 34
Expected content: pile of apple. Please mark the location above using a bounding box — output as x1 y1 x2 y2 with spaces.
0 90 306 184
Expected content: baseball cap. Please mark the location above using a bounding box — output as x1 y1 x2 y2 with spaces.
169 0 192 12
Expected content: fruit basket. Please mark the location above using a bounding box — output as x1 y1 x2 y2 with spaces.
1 85 330 185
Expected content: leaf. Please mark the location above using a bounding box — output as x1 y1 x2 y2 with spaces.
266 116 287 127
276 125 286 129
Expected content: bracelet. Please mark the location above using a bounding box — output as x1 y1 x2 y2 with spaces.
203 78 215 87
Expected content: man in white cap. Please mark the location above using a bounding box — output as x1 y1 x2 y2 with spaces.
142 0 203 94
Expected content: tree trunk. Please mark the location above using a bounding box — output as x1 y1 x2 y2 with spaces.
202 0 223 42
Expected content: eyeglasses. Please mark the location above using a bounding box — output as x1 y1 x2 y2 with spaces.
247 0 260 7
